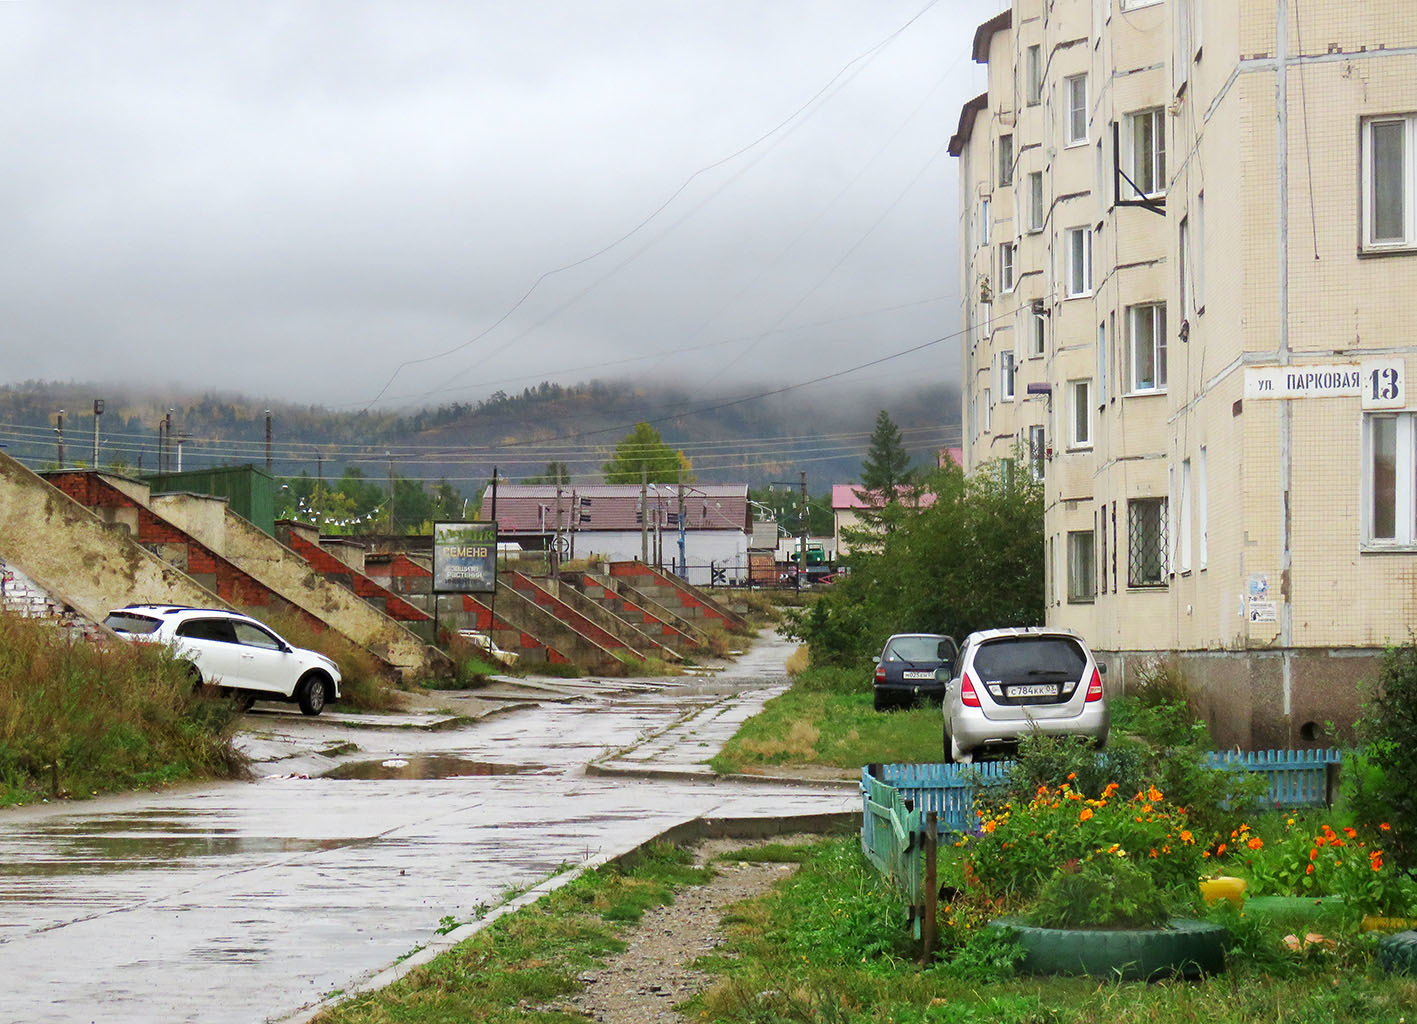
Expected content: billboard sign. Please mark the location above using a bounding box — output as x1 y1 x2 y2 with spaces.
432 521 497 594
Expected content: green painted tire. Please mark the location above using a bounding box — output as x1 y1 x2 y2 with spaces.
1378 930 1417 976
991 918 1227 980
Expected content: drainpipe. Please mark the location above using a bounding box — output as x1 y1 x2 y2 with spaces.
1276 0 1294 725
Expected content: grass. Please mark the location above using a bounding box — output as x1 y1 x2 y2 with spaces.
0 613 248 805
310 843 711 1023
687 836 1417 1024
709 666 942 774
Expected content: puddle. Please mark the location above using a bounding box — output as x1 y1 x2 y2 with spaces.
320 755 549 780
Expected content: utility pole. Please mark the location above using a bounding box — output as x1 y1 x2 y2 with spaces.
552 484 564 575
387 453 395 536
91 399 104 468
640 465 649 563
798 470 808 588
55 410 64 467
264 410 272 473
490 465 499 523
164 410 173 473
676 470 687 579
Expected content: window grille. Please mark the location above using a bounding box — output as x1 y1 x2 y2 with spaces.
1127 498 1168 586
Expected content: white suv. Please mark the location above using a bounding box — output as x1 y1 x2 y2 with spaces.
942 627 1108 763
104 605 341 716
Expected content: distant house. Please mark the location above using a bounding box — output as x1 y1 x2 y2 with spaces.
479 483 751 586
831 484 937 557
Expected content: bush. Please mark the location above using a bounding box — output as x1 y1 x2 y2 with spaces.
1360 638 1417 871
1024 854 1171 929
0 614 247 802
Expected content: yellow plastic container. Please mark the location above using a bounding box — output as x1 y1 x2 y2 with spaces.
1199 876 1248 906
1361 915 1417 932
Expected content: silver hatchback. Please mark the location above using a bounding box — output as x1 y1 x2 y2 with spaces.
942 627 1108 763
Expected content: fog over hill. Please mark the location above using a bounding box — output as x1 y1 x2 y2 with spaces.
0 378 961 494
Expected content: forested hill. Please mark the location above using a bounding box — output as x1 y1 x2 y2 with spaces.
0 378 961 491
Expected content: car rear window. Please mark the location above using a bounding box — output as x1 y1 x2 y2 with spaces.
885 636 955 662
103 612 161 635
972 636 1087 682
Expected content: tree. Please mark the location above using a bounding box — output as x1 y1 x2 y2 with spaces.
601 422 693 484
856 410 915 505
785 459 1043 667
524 461 571 485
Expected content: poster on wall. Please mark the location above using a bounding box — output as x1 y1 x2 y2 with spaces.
432 521 497 594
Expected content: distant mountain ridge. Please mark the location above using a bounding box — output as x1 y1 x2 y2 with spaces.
0 378 961 491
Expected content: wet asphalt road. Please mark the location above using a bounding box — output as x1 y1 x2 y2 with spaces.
0 637 855 1024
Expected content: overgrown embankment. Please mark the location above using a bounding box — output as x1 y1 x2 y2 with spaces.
0 614 248 805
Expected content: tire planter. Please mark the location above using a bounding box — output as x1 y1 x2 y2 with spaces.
991 918 1227 980
1378 930 1417 976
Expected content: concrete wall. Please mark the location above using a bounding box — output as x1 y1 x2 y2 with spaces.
0 553 107 639
609 562 748 631
48 472 445 680
567 573 702 657
0 454 231 624
1101 646 1376 752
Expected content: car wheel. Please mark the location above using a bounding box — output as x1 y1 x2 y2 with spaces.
234 692 256 713
297 674 328 716
942 720 954 763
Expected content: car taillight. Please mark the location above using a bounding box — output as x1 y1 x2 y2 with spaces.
1084 668 1103 702
875 665 886 683
961 671 981 707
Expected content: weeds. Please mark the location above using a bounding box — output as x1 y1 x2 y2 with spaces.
0 613 247 804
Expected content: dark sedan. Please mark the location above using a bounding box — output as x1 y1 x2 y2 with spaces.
872 633 958 711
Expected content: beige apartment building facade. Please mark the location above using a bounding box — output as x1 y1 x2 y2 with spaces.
951 0 1417 748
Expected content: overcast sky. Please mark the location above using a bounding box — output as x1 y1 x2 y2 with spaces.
0 1 999 411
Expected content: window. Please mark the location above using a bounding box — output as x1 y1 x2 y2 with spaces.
1065 226 1092 296
1097 320 1108 405
1127 302 1168 392
1069 380 1092 447
1178 458 1193 573
1363 412 1417 545
1028 424 1046 481
1195 193 1206 310
1198 446 1208 568
982 387 993 432
1123 108 1167 199
234 621 284 650
999 241 1016 292
1098 509 1108 594
1029 308 1047 356
1000 351 1016 400
1362 115 1417 250
980 197 990 245
1067 530 1097 602
1065 74 1088 146
1026 45 1042 105
1127 498 1168 586
1028 171 1045 230
999 133 1014 186
1120 0 1162 8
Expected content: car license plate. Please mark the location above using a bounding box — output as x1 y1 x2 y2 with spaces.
903 671 935 680
1009 684 1057 698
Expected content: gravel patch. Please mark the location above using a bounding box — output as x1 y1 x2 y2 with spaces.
542 836 815 1023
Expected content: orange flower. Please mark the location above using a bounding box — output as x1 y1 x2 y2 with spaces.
1310 848 1319 861
1247 837 1263 850
1306 863 1315 875
1380 822 1392 831
1217 843 1227 856
1344 827 1358 839
1179 830 1194 844
1149 848 1159 858
1372 856 1384 871
1079 808 1094 822
1148 785 1164 803
1067 771 1077 781
982 820 997 834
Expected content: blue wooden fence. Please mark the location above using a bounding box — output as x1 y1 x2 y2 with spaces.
860 748 1343 836
859 773 926 939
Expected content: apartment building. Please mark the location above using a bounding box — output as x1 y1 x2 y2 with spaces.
950 0 1417 748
